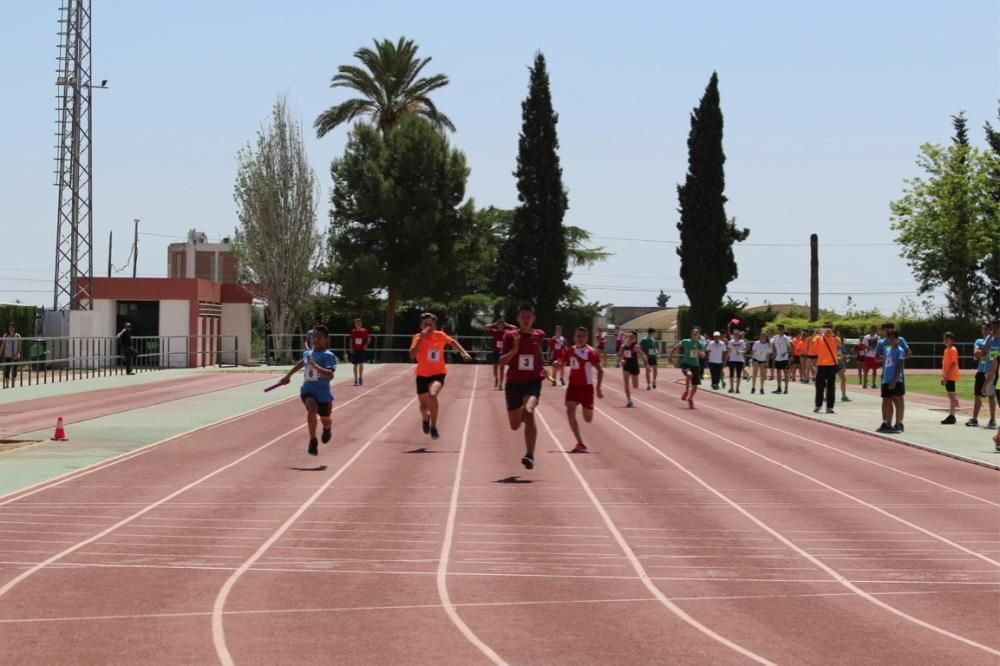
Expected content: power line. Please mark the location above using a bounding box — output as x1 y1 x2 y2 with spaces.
590 235 897 248
575 283 941 296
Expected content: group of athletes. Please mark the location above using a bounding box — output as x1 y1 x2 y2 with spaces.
280 312 1000 462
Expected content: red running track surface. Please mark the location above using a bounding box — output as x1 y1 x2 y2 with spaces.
0 365 997 664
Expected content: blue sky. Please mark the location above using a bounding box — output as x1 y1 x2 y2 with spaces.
1 0 998 313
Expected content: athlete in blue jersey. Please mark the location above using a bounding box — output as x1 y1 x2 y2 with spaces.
281 325 337 456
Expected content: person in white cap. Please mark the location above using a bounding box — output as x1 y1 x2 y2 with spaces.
705 331 727 390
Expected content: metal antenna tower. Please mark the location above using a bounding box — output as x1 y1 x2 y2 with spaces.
52 1 104 310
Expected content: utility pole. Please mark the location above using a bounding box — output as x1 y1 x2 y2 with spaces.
809 234 819 321
52 0 106 310
132 218 139 278
106 229 112 277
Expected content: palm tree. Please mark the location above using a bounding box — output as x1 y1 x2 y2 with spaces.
315 37 454 137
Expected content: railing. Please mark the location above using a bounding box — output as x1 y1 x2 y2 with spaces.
0 335 238 390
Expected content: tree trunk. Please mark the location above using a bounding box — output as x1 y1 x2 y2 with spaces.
383 286 400 361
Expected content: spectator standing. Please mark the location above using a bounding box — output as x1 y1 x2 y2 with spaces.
878 331 906 434
350 318 370 387
116 322 136 375
811 326 841 414
1 322 22 388
861 325 880 389
770 324 792 394
940 332 960 425
726 330 747 394
705 331 727 390
967 323 997 428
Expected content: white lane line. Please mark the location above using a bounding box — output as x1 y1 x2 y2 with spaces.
609 389 1000 569
593 403 1000 658
0 369 409 602
535 409 776 666
0 393 301 506
696 399 1000 507
434 366 506 665
211 394 417 666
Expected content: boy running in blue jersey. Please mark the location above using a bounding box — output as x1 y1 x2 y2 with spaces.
281 325 337 456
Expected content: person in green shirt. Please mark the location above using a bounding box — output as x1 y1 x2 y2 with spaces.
640 328 659 390
669 327 706 408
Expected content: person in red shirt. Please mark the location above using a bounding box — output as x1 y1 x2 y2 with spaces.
562 327 604 453
548 325 568 386
499 304 548 470
349 318 370 387
486 318 516 390
596 328 608 367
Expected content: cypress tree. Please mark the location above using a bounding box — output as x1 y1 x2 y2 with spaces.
676 72 748 330
496 52 569 329
984 105 1000 319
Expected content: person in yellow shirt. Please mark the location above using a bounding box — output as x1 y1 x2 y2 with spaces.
811 326 842 414
940 331 960 425
409 313 471 441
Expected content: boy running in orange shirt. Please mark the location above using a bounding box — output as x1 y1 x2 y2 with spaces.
409 313 472 440
940 332 960 424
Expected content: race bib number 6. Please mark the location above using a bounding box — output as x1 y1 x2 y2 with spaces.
305 364 318 381
518 354 535 371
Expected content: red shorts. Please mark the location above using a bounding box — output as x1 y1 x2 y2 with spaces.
863 357 879 370
565 384 595 410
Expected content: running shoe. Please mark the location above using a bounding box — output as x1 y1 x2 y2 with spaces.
965 418 980 427
681 391 688 401
736 388 741 394
321 428 332 444
522 454 534 470
940 415 956 425
353 380 358 386
646 385 651 391
308 438 319 456
626 400 634 408
813 406 821 413
826 408 835 414
712 384 719 390
728 388 734 394
889 424 903 434
751 388 756 394
771 389 783 394
571 442 589 454
688 399 695 409
783 388 789 394
876 423 892 433
560 379 566 386
987 420 997 430
430 426 440 440
841 396 852 402
652 382 657 389
359 378 364 386
422 419 431 434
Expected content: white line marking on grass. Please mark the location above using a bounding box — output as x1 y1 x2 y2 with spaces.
593 402 1000 658
211 393 417 666
536 409 777 666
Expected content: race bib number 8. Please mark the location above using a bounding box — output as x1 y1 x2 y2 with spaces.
518 354 535 371
428 349 441 362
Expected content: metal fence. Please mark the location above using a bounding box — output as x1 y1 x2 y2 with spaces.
0 335 238 390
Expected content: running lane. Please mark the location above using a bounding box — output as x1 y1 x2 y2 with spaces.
0 372 277 438
0 370 415 664
578 379 1000 664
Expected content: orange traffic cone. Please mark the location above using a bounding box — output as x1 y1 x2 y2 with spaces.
52 416 68 442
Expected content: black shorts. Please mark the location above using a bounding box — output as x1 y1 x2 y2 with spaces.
791 356 801 365
416 374 446 395
301 394 332 416
973 372 997 397
490 351 502 365
646 355 658 367
774 360 789 370
624 364 640 376
351 350 366 364
881 383 905 398
728 361 745 371
505 380 542 411
682 364 703 386
944 380 956 393
752 359 768 366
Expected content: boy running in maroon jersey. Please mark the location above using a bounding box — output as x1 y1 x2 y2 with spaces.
548 325 568 386
500 304 547 470
349 318 369 386
562 327 604 453
596 328 609 367
486 318 516 390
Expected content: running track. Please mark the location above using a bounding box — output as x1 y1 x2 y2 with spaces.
0 366 997 664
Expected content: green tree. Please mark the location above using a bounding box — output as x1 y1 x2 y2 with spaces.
233 98 320 359
657 290 671 308
891 113 995 320
676 72 749 330
984 104 1000 318
315 37 454 137
327 116 472 343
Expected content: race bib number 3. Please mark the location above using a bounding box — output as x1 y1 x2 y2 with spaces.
428 349 441 362
518 354 535 371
